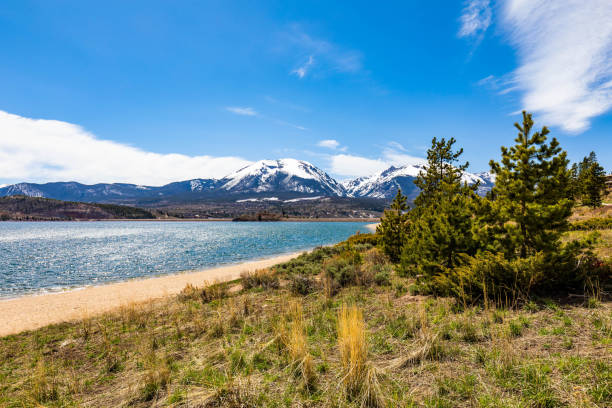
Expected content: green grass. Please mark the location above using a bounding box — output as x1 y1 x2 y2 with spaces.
0 242 610 407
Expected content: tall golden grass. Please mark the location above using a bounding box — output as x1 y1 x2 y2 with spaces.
282 300 315 389
337 304 383 407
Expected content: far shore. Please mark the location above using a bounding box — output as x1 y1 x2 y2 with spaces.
1 217 380 223
0 252 303 337
107 217 380 222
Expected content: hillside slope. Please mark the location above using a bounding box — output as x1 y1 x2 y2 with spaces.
0 195 156 220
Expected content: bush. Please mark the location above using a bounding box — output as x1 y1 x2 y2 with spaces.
363 247 388 266
569 216 612 231
324 255 359 288
373 265 392 286
241 269 279 290
200 282 228 303
421 249 610 303
290 274 316 296
345 232 378 248
179 282 228 304
274 246 340 277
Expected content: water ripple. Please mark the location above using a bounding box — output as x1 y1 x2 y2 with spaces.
0 221 368 298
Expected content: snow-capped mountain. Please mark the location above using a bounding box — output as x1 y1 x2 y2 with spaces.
343 165 424 199
343 165 495 199
0 158 495 204
219 159 345 196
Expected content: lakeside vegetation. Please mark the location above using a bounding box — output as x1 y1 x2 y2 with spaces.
0 112 610 406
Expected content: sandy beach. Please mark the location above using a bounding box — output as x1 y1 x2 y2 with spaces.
0 252 301 337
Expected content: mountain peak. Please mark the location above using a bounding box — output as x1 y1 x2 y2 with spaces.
344 164 494 199
220 158 345 195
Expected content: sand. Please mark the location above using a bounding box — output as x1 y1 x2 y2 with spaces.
365 223 379 232
0 252 301 337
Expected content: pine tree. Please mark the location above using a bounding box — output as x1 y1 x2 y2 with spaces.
376 189 408 262
413 137 468 209
400 137 479 277
577 152 606 208
484 111 574 259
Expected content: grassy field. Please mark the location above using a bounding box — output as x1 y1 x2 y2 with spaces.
0 234 610 407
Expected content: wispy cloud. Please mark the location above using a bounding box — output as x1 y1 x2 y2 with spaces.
0 111 252 186
500 0 612 132
274 119 307 131
458 0 492 39
226 106 258 116
226 105 306 130
282 25 363 79
317 139 341 149
292 55 314 79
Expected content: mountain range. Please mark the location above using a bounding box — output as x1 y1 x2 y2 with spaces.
0 158 495 205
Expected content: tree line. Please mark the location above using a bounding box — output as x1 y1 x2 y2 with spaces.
377 111 610 303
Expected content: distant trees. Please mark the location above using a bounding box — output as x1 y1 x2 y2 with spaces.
376 111 605 302
574 152 607 208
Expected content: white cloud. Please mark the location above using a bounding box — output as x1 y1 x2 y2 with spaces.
381 149 427 168
226 106 257 116
0 111 252 186
328 144 426 178
458 0 492 39
317 139 341 149
292 55 314 79
329 155 389 178
499 0 612 132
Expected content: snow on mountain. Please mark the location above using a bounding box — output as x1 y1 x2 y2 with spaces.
343 165 495 199
220 159 345 196
343 165 424 199
3 183 45 198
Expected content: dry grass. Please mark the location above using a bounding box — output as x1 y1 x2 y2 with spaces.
337 304 384 407
571 204 612 221
281 301 315 389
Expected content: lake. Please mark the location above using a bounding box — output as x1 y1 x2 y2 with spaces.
0 221 369 298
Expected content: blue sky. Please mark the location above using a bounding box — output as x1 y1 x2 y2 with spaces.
0 0 611 185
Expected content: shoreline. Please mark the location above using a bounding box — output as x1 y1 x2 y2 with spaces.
365 223 379 232
0 251 303 337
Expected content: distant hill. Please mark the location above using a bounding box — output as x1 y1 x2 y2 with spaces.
0 196 156 221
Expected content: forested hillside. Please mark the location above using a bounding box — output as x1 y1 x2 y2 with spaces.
0 196 155 221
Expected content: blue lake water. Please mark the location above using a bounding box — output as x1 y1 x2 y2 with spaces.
0 221 369 298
